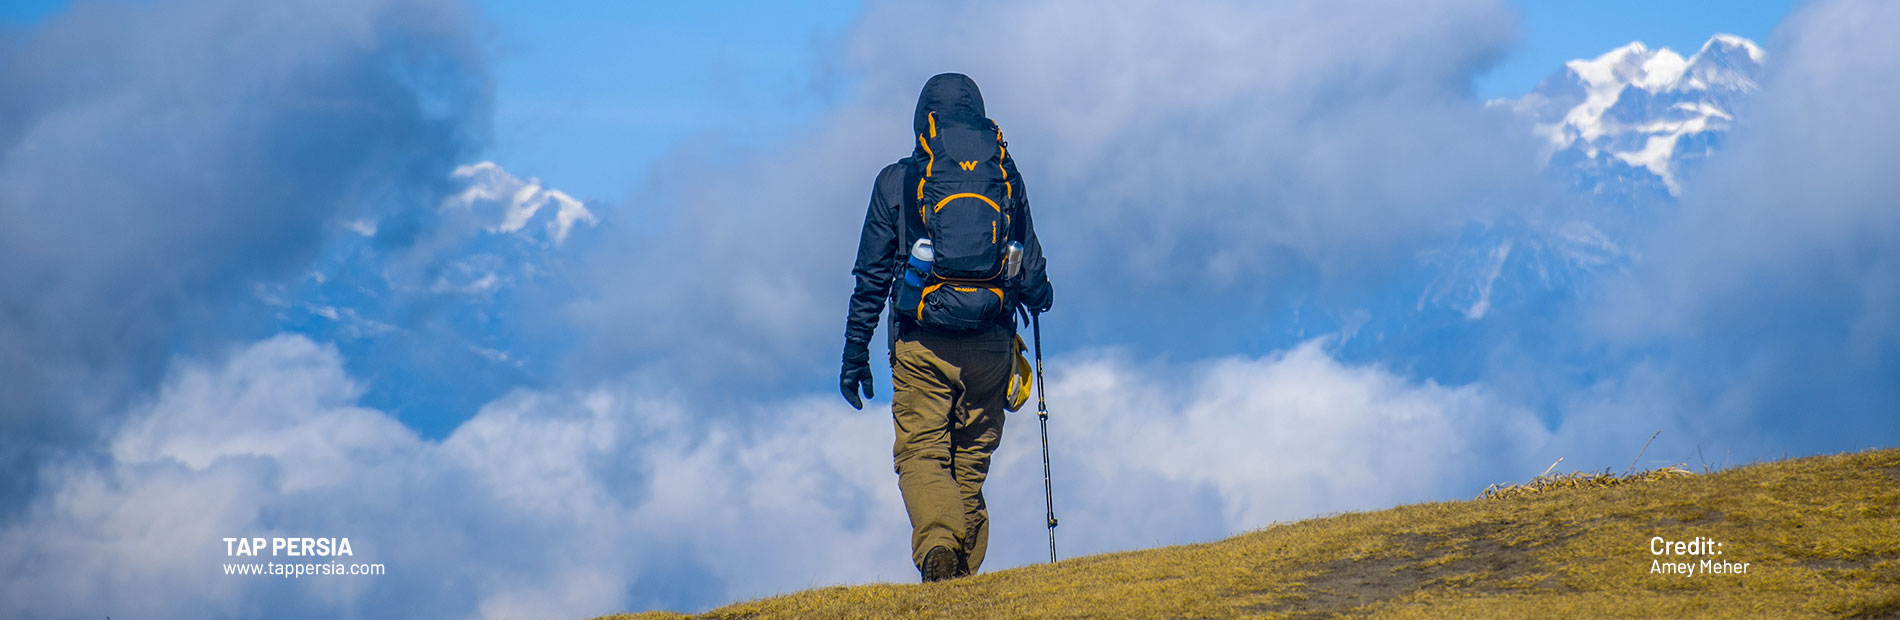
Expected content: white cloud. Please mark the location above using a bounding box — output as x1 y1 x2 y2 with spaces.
2 333 1563 616
974 339 1549 566
0 335 910 618
111 336 418 491
1 336 427 618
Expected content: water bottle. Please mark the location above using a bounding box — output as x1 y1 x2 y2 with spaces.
906 238 934 288
1004 241 1024 279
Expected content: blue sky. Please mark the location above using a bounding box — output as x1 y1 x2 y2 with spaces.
2 0 1896 618
474 1 863 201
1472 0 1796 99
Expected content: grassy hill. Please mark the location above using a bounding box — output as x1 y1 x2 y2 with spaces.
598 447 1900 619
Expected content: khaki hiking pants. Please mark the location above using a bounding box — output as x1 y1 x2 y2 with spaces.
891 329 1010 574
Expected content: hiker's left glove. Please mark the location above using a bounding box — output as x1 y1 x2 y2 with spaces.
1022 278 1053 315
840 343 873 410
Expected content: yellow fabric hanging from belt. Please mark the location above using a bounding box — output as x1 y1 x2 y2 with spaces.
1006 334 1033 412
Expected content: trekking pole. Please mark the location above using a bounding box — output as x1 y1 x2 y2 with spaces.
1032 311 1058 563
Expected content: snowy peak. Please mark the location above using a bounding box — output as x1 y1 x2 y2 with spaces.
1680 33 1766 91
1564 41 1686 93
1703 33 1766 64
1504 34 1765 197
445 161 597 245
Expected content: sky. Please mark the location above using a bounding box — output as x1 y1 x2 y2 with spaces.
1 0 1895 618
473 1 863 202
1 0 1795 197
1471 0 1797 99
475 0 1801 199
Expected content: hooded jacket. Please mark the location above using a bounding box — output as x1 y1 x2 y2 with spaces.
841 73 1054 368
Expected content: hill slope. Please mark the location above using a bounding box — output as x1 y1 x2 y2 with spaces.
600 448 1900 619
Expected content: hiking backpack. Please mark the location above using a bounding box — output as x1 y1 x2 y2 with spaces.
895 110 1022 333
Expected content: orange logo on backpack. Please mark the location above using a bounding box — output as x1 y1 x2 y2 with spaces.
958 161 978 171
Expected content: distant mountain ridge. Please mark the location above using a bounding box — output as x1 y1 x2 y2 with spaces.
1416 34 1765 322
1501 34 1765 199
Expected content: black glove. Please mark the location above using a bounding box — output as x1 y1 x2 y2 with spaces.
1022 278 1053 315
840 362 873 409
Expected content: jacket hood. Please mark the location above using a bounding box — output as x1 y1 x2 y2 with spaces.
914 73 985 134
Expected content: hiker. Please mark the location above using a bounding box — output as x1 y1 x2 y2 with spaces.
839 73 1055 583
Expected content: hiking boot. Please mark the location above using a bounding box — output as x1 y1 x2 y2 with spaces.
920 546 958 583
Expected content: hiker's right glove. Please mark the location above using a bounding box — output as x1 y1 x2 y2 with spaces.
840 344 874 410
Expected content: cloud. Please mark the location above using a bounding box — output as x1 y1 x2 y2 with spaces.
0 0 488 505
561 0 1553 395
0 332 1571 617
0 334 912 618
974 339 1552 568
849 0 1542 278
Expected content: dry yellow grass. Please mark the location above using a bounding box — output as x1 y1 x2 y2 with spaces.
1477 463 1696 501
594 447 1900 619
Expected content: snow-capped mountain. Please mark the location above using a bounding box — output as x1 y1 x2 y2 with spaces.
1501 34 1765 199
1420 35 1764 321
249 161 598 433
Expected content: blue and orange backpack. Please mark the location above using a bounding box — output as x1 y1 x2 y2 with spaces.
894 109 1024 333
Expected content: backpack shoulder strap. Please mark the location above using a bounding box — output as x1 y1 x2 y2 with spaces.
990 120 1020 209
986 121 1025 239
898 159 919 259
891 159 921 350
